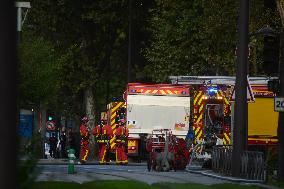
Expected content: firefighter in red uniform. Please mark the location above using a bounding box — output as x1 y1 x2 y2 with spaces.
92 120 102 162
79 116 90 164
95 119 113 164
115 119 129 164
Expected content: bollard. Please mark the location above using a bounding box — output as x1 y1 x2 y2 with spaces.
68 149 76 174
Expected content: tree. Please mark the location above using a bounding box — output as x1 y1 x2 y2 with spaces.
19 32 59 107
25 0 134 123
144 0 280 82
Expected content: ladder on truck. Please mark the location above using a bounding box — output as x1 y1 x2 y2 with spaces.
169 76 277 85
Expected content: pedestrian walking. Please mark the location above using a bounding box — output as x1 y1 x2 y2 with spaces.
60 132 67 158
49 133 58 158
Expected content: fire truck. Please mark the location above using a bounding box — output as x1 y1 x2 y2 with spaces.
125 83 191 158
124 76 278 158
169 76 278 148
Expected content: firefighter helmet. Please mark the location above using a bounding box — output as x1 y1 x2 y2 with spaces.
81 116 89 123
101 118 107 125
119 119 126 126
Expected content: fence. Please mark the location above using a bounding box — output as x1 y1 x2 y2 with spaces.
212 145 265 180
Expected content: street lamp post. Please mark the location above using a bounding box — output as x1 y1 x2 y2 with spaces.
15 2 31 44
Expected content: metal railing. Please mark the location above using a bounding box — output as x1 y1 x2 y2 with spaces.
212 145 233 175
212 145 265 180
240 151 265 180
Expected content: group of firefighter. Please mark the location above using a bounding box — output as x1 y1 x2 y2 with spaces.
79 115 129 164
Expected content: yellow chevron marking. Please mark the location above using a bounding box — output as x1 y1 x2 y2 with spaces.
194 91 202 104
199 104 204 114
174 90 178 94
197 130 202 140
160 90 166 95
223 139 227 145
198 95 203 105
145 90 151 93
219 90 229 105
224 133 231 144
194 127 200 136
196 114 203 123
111 119 116 126
111 112 117 121
166 90 173 94
111 102 120 113
111 102 124 119
153 90 158 94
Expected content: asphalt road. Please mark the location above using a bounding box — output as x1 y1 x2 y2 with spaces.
36 164 230 185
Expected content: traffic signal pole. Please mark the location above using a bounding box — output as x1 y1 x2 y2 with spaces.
232 0 249 177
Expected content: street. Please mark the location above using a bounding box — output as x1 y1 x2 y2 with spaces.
36 164 230 185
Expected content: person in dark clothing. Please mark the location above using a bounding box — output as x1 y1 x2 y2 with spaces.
60 132 67 158
68 132 76 150
49 133 58 158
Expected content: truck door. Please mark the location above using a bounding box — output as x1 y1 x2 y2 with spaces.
204 103 224 135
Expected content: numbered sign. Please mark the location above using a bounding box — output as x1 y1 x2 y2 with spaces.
274 97 284 112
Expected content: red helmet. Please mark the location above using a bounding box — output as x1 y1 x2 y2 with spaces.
81 116 89 123
119 119 126 125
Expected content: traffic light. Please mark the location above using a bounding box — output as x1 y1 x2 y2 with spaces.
268 79 280 94
47 110 54 121
48 115 53 121
263 36 279 76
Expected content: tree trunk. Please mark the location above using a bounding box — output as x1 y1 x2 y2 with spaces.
276 0 284 181
277 0 284 26
84 88 95 129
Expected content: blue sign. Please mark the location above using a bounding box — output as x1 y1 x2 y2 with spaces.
19 114 33 138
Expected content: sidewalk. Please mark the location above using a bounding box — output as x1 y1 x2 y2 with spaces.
186 166 282 189
22 158 147 166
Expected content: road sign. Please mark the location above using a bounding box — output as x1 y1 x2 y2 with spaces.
230 76 255 102
46 121 56 131
274 97 284 112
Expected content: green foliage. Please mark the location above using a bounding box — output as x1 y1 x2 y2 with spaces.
144 0 281 82
22 0 132 116
19 32 60 107
18 133 41 189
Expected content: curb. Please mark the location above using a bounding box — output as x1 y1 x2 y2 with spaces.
186 169 265 183
36 161 147 166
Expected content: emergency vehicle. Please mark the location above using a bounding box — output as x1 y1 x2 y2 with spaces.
170 76 278 148
125 83 191 157
124 76 278 157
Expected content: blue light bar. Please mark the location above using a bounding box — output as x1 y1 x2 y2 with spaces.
208 88 218 93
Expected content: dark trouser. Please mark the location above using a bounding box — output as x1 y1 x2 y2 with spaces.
50 147 56 158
